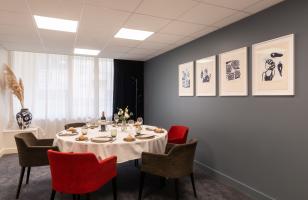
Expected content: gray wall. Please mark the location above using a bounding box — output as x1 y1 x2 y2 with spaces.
144 0 308 199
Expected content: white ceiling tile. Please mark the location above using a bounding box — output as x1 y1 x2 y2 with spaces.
108 38 142 48
199 0 260 10
136 0 198 19
0 10 33 27
128 48 158 55
0 0 28 13
146 33 184 44
212 12 249 27
179 3 237 25
137 41 171 50
243 0 284 14
103 45 132 53
27 0 83 20
85 0 142 12
124 14 171 32
159 21 205 36
1 41 43 52
99 51 124 59
39 30 75 52
190 26 218 38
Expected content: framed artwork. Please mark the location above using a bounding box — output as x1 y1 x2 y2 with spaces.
196 56 216 96
219 47 248 96
178 61 194 96
252 34 294 96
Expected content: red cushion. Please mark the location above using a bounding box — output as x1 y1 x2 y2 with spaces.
167 125 189 144
48 150 117 194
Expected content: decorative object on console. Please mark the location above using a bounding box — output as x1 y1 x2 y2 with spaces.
179 61 194 96
196 56 216 96
252 34 294 96
4 64 32 129
219 47 248 96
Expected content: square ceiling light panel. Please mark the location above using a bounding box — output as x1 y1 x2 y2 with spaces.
114 28 154 40
34 15 78 32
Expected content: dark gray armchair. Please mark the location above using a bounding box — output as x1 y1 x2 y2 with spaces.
14 132 58 199
64 122 86 130
138 139 198 200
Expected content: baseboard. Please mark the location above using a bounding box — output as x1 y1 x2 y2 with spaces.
0 148 17 158
194 160 276 200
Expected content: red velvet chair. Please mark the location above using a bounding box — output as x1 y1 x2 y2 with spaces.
47 150 117 200
168 125 189 144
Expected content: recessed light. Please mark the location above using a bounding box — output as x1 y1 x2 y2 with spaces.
74 48 100 56
114 28 154 41
34 15 78 33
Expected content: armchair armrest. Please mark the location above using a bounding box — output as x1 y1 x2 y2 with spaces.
98 156 117 179
165 143 177 154
36 139 54 146
28 145 59 153
141 152 172 177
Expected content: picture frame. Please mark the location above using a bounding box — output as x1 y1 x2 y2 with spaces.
252 34 294 96
196 56 216 96
178 61 194 96
219 47 248 96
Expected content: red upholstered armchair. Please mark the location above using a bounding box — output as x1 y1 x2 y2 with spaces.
47 150 117 200
168 125 189 144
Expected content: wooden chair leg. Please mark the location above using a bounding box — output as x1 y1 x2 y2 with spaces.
112 177 117 200
134 159 139 167
16 167 25 199
138 172 145 200
174 179 179 200
26 167 31 184
190 173 197 198
50 189 56 200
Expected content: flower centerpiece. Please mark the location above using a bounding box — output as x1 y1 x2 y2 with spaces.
117 107 133 131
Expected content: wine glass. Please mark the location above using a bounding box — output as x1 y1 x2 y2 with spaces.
137 117 143 126
114 114 119 126
128 119 134 130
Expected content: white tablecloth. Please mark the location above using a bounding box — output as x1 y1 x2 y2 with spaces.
53 125 168 163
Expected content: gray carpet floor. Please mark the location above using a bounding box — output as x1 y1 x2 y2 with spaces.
0 154 252 200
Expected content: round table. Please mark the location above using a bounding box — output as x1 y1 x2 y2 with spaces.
53 125 168 163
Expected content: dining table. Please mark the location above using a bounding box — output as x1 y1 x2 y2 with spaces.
53 125 168 163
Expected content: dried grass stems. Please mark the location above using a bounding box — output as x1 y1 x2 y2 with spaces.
4 64 24 108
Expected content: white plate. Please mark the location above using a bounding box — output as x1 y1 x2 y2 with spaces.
91 136 113 143
136 134 155 139
58 131 78 136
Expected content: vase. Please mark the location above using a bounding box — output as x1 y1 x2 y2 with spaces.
16 108 32 129
121 120 127 132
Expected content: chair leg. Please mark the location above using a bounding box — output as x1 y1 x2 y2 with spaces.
16 167 25 199
160 177 166 188
138 172 145 200
86 193 91 200
72 194 76 200
50 189 56 200
77 195 81 200
26 167 31 184
174 179 179 200
190 173 197 198
112 177 117 200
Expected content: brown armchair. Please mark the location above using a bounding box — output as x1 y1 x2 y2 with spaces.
138 139 198 200
64 122 86 130
14 132 58 199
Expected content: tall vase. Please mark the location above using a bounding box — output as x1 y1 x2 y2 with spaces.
16 108 32 129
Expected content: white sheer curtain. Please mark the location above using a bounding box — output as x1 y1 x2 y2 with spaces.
10 51 114 138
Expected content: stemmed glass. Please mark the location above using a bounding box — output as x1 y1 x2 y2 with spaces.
137 117 143 126
128 119 134 130
114 114 119 126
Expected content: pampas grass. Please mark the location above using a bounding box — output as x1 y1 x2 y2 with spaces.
4 64 24 108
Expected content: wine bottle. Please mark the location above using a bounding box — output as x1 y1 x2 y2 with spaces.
100 111 106 132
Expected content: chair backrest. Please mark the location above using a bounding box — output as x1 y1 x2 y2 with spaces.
14 132 38 166
167 139 198 178
47 150 112 194
168 125 189 144
64 122 86 130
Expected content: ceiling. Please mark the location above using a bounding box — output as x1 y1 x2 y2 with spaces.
0 0 283 61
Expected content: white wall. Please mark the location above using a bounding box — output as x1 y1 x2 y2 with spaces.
0 46 9 156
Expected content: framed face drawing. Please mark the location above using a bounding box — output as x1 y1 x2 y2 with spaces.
252 34 294 96
196 56 216 96
178 61 194 96
219 47 248 96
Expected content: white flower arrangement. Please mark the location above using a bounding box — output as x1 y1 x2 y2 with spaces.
117 107 133 122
